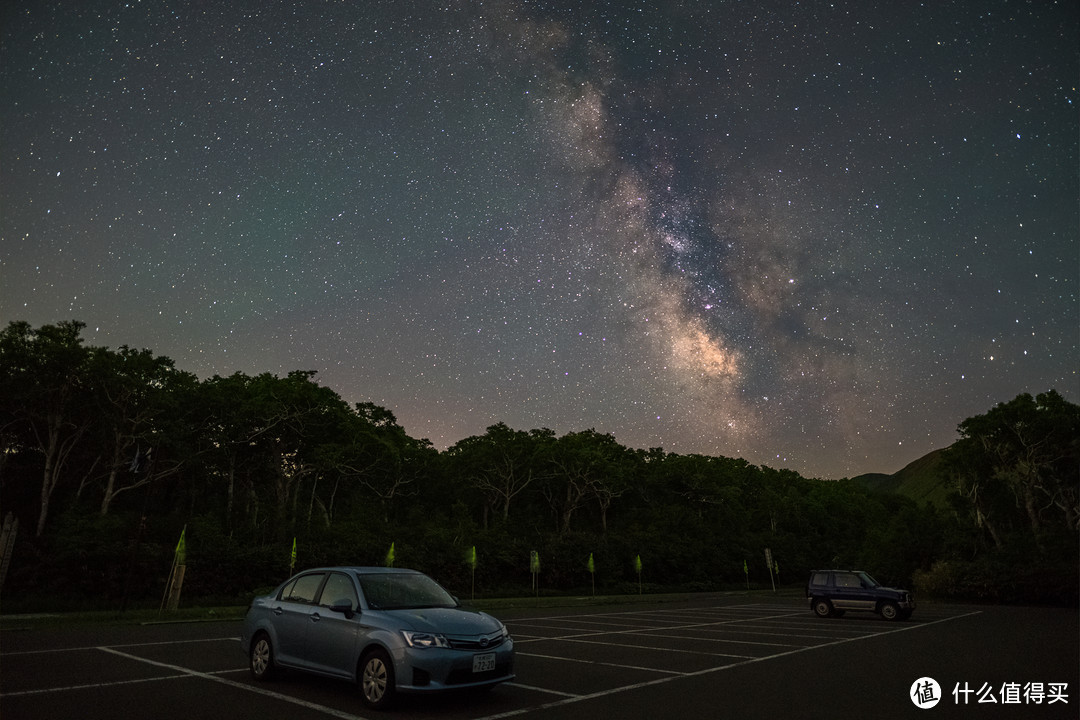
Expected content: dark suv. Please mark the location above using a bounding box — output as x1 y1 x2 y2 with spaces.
806 570 914 621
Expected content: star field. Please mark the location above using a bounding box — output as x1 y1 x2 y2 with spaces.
2 0 1076 478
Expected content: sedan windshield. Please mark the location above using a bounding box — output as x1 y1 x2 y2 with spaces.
358 573 458 610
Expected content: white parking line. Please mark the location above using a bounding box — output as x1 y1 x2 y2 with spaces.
2 672 200 697
506 603 791 624
503 681 580 698
515 650 687 675
2 636 241 656
1 604 985 720
511 610 808 650
475 609 983 720
547 636 755 659
1 667 248 698
95 647 367 720
694 626 860 641
631 631 800 648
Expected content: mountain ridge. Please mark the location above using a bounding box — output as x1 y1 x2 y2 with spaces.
852 447 952 508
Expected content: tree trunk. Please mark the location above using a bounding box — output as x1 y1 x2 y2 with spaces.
99 439 125 515
36 417 74 536
100 467 119 515
226 456 236 532
975 506 1004 551
1021 482 1043 549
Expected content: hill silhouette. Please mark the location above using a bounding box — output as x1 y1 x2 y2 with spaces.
853 448 951 508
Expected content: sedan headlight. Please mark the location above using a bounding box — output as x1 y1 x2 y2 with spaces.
401 630 450 649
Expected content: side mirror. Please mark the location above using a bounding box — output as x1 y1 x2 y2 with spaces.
329 600 356 619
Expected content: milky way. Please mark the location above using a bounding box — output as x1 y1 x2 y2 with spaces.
2 1 1076 478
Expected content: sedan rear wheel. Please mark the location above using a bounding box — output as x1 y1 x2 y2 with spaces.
250 633 275 681
360 648 395 710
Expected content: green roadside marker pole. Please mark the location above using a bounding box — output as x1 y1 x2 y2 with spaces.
764 548 776 592
467 545 477 600
530 551 540 605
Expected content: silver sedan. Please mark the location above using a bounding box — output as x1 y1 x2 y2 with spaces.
240 566 514 709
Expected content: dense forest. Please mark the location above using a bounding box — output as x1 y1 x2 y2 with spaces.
1 320 1076 610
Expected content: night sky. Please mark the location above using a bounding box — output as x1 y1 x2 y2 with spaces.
2 1 1077 479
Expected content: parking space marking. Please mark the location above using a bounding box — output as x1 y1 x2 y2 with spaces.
544 635 756 660
2 636 240 657
1 666 249 698
478 608 984 720
510 609 806 642
2 604 988 720
95 647 367 720
510 608 810 658
691 626 860 642
503 681 580 698
2 672 200 697
516 650 688 675
634 631 801 649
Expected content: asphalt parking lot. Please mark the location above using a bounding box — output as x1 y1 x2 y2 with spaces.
1 595 1076 719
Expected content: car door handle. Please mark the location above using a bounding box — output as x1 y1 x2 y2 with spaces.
272 607 283 615
310 612 321 622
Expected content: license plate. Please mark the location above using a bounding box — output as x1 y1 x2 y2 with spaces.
472 652 496 673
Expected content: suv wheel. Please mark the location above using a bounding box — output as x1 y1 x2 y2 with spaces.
879 601 900 621
812 598 834 618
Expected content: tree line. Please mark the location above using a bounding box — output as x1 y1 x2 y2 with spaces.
0 320 1076 609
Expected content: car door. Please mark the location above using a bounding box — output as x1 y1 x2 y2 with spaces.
303 571 362 678
831 571 874 610
272 572 327 668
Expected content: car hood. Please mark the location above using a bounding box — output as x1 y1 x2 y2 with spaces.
384 607 502 635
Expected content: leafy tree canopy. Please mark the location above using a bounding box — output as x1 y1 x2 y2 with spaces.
0 321 1075 607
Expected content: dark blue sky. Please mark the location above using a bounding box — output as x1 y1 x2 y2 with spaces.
2 0 1076 478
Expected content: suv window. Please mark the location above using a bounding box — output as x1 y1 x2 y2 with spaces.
810 572 829 586
834 572 862 588
280 572 326 604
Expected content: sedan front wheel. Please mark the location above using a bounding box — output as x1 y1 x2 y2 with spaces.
359 648 395 710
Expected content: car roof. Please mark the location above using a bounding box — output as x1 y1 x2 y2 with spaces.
298 566 424 575
811 569 868 573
